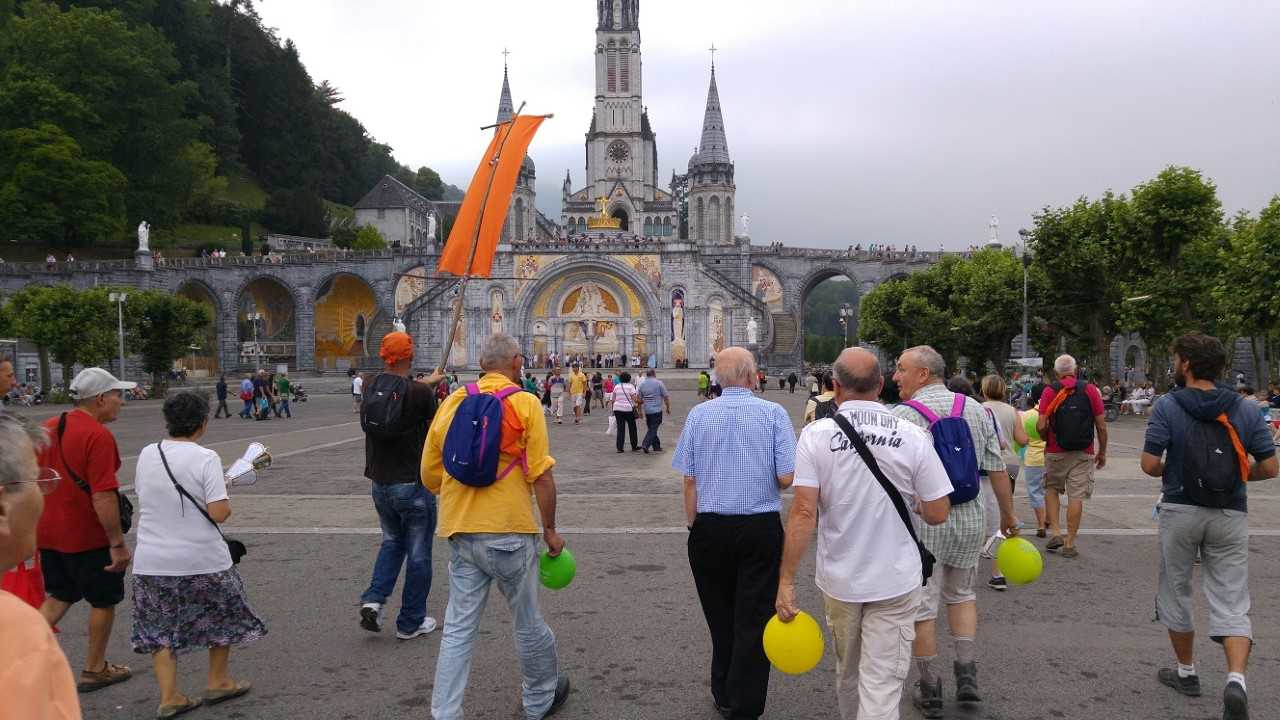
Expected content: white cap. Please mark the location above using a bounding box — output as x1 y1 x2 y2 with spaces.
69 367 137 399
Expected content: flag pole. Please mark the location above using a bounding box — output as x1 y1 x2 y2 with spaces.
436 101 527 374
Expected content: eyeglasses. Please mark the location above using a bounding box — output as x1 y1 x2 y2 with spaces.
2 467 61 495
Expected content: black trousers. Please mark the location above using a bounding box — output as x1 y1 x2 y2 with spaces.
614 410 637 451
688 512 783 720
214 398 230 418
641 411 663 450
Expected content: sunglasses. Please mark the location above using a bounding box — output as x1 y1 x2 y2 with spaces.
2 467 61 495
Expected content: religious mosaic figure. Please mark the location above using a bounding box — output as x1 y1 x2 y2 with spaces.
670 289 687 362
489 289 505 336
709 300 726 356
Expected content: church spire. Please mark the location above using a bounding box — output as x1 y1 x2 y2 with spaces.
696 59 730 164
495 50 514 125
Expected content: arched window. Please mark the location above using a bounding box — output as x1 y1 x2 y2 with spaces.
708 196 721 243
607 41 617 92
663 217 672 236
725 197 734 241
695 198 705 241
643 218 653 236
620 45 631 93
515 198 526 242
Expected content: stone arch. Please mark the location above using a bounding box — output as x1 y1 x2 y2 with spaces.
797 266 863 364
175 279 221 376
608 203 630 231
643 217 653 236
663 217 672 236
234 275 301 369
709 196 721 243
313 272 381 370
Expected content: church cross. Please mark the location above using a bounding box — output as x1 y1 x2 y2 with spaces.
708 44 717 69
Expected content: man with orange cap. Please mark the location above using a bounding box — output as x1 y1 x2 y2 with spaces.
357 331 445 640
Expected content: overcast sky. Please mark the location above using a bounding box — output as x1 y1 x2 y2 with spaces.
255 0 1280 250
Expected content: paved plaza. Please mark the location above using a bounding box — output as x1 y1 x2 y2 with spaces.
31 384 1278 720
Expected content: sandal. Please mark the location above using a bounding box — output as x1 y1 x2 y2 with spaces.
157 696 203 719
78 661 132 693
204 680 252 705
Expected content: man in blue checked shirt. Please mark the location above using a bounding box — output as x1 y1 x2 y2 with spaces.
673 346 796 720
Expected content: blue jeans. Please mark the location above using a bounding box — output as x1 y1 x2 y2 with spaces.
1024 465 1046 510
276 398 291 417
641 411 663 450
360 482 436 634
431 533 558 720
240 399 252 418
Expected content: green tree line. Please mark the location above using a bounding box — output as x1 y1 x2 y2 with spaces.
0 284 210 391
859 166 1280 387
0 0 450 248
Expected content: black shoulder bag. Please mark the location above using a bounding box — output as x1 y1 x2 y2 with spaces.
57 413 134 534
832 413 936 586
156 442 246 564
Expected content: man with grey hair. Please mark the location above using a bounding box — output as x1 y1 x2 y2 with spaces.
1036 354 1107 558
674 346 796 720
424 333 570 719
779 348 952 719
892 346 1016 718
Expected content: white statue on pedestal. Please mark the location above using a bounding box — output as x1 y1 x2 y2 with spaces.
746 316 758 345
740 213 750 236
137 221 150 253
426 214 437 244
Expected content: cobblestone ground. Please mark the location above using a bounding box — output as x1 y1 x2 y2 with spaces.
34 384 1278 720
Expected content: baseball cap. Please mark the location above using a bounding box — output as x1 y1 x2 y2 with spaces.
379 331 414 365
69 367 136 399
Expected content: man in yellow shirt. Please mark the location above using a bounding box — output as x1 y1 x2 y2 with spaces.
422 334 570 720
568 364 588 425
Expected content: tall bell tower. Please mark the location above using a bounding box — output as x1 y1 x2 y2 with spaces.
586 0 655 201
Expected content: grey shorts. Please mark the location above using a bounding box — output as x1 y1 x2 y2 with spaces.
916 564 977 622
1155 503 1251 640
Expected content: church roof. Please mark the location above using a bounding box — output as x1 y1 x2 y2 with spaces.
693 66 731 165
496 65 515 125
354 174 433 213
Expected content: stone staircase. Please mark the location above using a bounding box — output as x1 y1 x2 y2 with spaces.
698 262 774 348
769 313 799 355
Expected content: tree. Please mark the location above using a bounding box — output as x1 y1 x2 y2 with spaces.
0 123 127 246
948 248 1029 371
261 188 328 237
351 225 386 251
122 289 212 388
412 165 445 200
7 285 117 387
1214 198 1280 382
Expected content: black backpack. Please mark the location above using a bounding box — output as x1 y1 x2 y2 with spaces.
1180 401 1249 508
1049 382 1096 451
814 397 837 421
360 374 413 438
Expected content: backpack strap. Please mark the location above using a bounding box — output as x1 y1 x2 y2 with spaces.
901 399 940 425
493 386 522 401
465 382 480 396
1216 412 1251 484
949 393 967 418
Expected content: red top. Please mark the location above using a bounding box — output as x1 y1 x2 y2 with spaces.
36 410 121 553
1037 376 1105 455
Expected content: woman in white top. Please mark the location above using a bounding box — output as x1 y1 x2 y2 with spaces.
608 371 641 453
980 375 1029 591
131 393 265 717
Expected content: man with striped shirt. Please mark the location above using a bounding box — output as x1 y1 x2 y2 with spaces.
673 347 796 720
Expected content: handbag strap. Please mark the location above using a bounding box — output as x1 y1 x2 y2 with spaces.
832 413 924 548
156 441 228 542
57 412 92 494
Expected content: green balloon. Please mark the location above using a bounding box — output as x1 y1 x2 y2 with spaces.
1023 409 1041 442
539 548 576 590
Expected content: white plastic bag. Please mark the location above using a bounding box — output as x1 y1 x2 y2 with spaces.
606 414 617 435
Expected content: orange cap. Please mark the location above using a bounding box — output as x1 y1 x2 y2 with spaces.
380 331 414 365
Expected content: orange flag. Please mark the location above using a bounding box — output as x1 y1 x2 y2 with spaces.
437 114 547 277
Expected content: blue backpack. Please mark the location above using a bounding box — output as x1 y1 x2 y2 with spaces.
442 383 527 488
902 393 981 505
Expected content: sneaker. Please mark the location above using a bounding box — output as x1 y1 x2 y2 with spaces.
1157 667 1202 697
1060 546 1080 559
912 677 944 719
954 661 981 703
1223 681 1248 720
1036 527 1047 538
396 616 438 640
533 673 571 719
1046 536 1065 552
359 603 384 633
987 576 1007 591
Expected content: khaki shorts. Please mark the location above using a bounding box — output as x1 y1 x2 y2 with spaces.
916 565 976 621
572 393 585 408
1044 451 1095 499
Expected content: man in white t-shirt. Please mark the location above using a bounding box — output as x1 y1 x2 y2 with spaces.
777 348 952 720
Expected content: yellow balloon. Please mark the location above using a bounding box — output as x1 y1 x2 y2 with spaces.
996 536 1044 585
763 611 824 675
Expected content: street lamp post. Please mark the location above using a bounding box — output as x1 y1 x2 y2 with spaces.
109 292 127 379
189 344 200 378
1017 228 1032 360
247 312 263 371
838 303 852 348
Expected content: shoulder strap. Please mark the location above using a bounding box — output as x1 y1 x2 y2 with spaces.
901 399 940 425
832 414 924 547
57 413 91 494
1215 413 1252 484
156 441 228 541
465 382 480 396
493 385 522 401
950 393 967 417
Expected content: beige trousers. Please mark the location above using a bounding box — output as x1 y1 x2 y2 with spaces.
823 587 921 720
